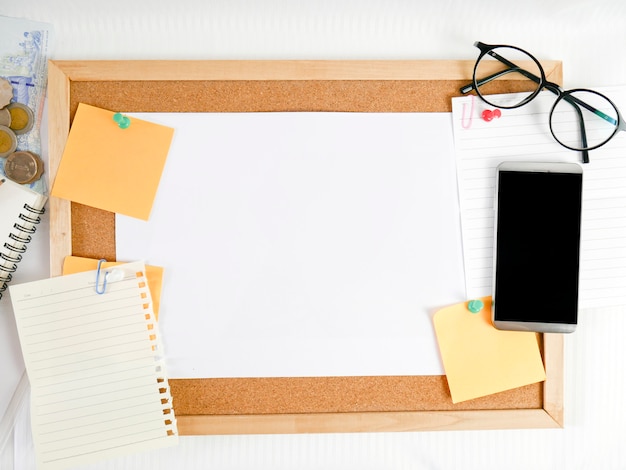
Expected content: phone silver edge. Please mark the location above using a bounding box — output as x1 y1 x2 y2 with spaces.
492 161 583 334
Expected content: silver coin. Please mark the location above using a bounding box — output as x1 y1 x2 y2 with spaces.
5 151 44 184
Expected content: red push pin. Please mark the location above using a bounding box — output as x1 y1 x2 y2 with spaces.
481 109 502 122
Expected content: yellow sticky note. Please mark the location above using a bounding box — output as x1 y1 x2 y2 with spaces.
433 296 546 404
62 256 164 320
51 103 174 220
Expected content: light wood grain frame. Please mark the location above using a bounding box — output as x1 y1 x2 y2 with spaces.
47 60 564 434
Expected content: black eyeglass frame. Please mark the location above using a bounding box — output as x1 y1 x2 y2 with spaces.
460 41 625 164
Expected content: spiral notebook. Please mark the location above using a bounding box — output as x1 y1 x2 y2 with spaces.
10 260 178 469
0 177 47 298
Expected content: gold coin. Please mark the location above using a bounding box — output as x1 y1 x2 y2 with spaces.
0 79 12 109
7 103 34 135
0 108 10 127
0 125 17 157
4 151 44 184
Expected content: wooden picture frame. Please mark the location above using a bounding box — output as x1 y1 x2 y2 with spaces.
47 60 564 434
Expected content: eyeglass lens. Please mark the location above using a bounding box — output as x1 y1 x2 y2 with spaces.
550 90 619 151
474 46 542 108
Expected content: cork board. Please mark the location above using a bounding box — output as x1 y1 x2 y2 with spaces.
47 60 565 434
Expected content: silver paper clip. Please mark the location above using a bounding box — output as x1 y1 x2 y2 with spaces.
95 259 125 294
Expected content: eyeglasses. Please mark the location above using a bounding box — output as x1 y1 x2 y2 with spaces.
460 41 625 163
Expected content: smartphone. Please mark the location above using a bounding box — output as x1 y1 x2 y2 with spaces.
493 161 583 333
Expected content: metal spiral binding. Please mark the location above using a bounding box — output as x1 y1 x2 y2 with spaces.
0 202 45 298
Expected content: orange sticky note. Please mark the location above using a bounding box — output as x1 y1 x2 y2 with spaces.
51 103 174 220
433 296 546 404
62 256 164 320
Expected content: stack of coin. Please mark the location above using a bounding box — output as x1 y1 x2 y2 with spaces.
4 150 44 185
0 77 42 184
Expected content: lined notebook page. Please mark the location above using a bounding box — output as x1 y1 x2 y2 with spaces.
452 87 626 309
9 261 178 470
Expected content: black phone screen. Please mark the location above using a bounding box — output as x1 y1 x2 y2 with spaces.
494 169 583 324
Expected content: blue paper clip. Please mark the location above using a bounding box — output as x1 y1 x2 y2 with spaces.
95 259 125 294
95 259 108 294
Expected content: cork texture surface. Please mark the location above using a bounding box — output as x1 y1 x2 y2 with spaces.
67 77 543 416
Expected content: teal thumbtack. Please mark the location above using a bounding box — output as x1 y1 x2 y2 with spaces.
467 299 484 314
113 112 131 129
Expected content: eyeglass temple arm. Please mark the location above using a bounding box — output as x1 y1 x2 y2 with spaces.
542 82 590 163
460 69 528 94
551 85 620 127
564 92 626 163
570 103 590 164
460 49 543 94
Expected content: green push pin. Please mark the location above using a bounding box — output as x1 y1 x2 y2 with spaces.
467 299 484 314
113 112 131 129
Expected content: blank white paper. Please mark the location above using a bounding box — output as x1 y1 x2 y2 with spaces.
453 87 626 309
116 112 466 378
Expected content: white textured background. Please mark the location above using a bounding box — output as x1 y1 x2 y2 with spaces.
1 1 626 469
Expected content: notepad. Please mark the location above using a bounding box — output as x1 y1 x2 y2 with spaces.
10 261 178 470
51 103 174 220
0 177 47 299
433 297 546 403
452 87 626 309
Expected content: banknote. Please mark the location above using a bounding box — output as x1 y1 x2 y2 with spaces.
0 16 54 195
